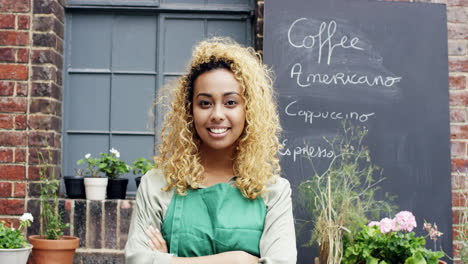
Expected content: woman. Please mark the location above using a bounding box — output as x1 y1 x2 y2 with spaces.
125 38 297 264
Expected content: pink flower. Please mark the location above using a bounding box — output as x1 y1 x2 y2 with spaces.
394 211 417 232
379 217 396 234
368 221 380 227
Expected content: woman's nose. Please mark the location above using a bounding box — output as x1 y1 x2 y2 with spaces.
211 105 225 122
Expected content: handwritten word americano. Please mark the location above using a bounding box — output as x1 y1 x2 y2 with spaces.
279 139 334 162
291 63 402 88
285 100 375 124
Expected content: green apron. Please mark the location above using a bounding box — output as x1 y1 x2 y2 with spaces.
161 183 267 257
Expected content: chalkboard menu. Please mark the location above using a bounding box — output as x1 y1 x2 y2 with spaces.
264 0 451 262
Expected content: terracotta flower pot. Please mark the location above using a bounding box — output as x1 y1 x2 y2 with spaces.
28 235 79 264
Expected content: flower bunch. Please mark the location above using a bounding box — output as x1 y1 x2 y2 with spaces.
77 153 100 177
368 211 417 234
342 211 444 264
0 213 33 249
423 222 443 242
98 148 129 179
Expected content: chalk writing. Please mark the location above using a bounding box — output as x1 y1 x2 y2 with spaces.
291 63 402 88
279 139 335 162
287 19 364 65
285 100 375 124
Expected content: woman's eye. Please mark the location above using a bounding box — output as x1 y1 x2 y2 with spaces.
199 101 211 107
225 100 237 106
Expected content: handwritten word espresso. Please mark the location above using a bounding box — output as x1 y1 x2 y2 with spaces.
288 19 363 65
291 63 402 88
285 100 375 124
279 139 334 162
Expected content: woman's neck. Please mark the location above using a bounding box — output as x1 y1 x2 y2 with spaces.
199 147 236 186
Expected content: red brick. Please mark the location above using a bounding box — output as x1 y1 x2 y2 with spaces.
0 199 24 215
14 114 26 129
451 125 468 139
0 81 14 96
17 15 29 30
29 131 54 147
17 49 28 63
0 165 25 180
452 173 467 190
0 31 28 45
0 113 12 128
448 23 468 40
448 41 466 56
0 149 13 163
447 7 468 23
449 57 468 72
453 209 465 225
0 131 26 146
13 182 25 197
0 64 28 80
0 181 11 197
28 148 59 165
450 75 466 90
0 14 14 29
0 48 15 63
0 97 27 112
448 0 468 6
451 109 466 123
452 158 468 172
0 218 20 228
450 90 468 106
0 0 29 12
453 191 468 207
32 66 56 82
16 82 27 96
14 148 25 162
28 115 60 131
452 141 466 157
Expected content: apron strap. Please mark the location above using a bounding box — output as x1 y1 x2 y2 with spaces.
169 193 185 256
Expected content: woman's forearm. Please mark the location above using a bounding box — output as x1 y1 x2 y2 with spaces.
171 251 259 264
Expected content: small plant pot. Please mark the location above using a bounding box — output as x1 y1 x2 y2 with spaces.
63 176 85 199
135 176 142 189
106 178 128 199
28 235 79 264
0 243 32 264
84 177 108 200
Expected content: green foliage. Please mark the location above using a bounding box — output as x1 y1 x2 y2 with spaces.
98 150 129 179
131 157 154 176
0 218 31 249
76 154 100 177
297 122 395 263
454 172 468 263
37 151 69 240
342 225 444 264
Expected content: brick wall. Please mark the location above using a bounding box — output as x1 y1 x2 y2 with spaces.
0 0 465 263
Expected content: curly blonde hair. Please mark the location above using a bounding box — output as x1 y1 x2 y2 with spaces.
154 37 282 200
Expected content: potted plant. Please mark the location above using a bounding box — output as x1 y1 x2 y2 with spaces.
63 169 85 199
0 213 33 264
342 211 445 264
99 148 129 199
77 153 107 200
297 123 395 264
28 151 80 264
131 157 154 189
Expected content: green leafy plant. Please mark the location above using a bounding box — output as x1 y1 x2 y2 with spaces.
37 151 69 240
297 122 395 264
98 148 129 179
0 213 33 248
131 157 154 176
342 211 444 264
76 153 100 177
454 171 468 263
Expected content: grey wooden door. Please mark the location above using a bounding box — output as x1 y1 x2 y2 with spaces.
63 1 254 196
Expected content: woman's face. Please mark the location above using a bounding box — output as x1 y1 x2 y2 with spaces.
192 68 246 155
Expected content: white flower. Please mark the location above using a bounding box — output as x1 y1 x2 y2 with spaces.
11 227 15 231
110 148 120 158
20 212 33 223
85 153 91 159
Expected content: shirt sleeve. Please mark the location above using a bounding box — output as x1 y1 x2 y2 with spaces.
125 169 174 264
258 177 297 264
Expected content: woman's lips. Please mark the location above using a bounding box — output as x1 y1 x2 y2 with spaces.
207 128 230 138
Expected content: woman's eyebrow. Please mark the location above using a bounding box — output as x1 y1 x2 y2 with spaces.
196 92 240 98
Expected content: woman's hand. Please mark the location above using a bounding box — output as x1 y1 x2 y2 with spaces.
145 225 168 253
